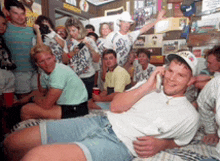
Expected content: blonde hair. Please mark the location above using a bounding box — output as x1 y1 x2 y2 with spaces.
30 44 53 62
65 17 87 40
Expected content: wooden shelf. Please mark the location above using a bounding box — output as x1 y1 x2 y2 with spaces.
187 31 220 47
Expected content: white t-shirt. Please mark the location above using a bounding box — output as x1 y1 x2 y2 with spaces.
97 37 106 55
107 88 199 156
133 63 156 82
104 30 140 66
67 37 99 78
0 69 15 95
33 33 67 63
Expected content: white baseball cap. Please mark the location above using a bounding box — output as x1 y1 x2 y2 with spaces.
117 11 134 25
167 51 198 76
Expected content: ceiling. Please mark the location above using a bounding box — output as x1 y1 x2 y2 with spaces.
87 0 115 6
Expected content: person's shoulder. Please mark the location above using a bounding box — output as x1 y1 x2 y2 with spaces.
148 63 156 68
115 66 127 72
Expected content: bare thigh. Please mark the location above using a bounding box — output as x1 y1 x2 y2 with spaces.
21 103 62 120
22 144 87 161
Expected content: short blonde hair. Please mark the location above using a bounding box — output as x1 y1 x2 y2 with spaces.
65 17 87 40
30 44 53 62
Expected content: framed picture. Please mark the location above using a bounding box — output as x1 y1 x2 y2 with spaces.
133 0 158 30
150 56 165 64
162 39 187 55
155 17 189 34
145 34 163 48
104 6 124 16
133 36 146 48
66 0 77 6
192 46 214 58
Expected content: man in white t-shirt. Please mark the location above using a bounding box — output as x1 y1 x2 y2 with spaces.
103 10 165 79
4 51 199 161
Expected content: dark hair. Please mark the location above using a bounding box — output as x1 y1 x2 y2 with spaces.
35 15 55 30
5 0 25 12
0 10 6 19
137 49 151 59
206 45 220 62
168 56 191 73
102 49 117 59
87 32 98 41
167 50 192 73
85 24 95 32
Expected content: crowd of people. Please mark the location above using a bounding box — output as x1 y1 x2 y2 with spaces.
1 0 220 161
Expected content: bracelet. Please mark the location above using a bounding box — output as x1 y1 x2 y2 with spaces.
67 53 72 59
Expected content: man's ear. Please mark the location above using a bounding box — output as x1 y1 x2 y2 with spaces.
187 76 196 87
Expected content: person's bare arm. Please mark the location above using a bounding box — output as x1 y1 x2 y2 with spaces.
139 10 166 35
110 67 165 113
54 36 65 48
92 92 119 102
34 88 62 109
194 75 212 89
203 133 219 145
33 24 44 46
133 136 179 158
62 48 79 64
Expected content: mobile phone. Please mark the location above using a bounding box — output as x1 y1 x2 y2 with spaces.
156 74 162 93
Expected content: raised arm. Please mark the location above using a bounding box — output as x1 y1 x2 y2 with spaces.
139 9 166 35
110 67 165 113
33 24 44 46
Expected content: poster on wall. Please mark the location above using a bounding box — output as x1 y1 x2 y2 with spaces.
145 34 163 48
162 39 187 55
80 0 89 12
155 17 189 34
133 0 158 30
133 36 146 48
192 46 214 58
104 6 124 16
133 34 163 49
66 0 76 6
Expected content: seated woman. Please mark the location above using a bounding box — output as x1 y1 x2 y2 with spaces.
20 44 88 121
133 49 156 85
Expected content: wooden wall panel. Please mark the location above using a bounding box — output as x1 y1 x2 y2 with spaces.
96 0 134 17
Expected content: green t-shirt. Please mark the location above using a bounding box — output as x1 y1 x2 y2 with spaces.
41 63 88 105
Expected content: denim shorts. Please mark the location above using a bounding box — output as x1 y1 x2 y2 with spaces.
40 115 133 161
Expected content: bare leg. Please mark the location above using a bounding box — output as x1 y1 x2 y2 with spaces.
4 126 41 161
22 144 87 161
20 103 62 120
88 99 101 110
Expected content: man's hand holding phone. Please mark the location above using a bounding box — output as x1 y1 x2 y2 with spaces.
142 66 165 93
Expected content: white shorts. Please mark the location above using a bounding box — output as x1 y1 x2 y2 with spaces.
13 71 38 94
